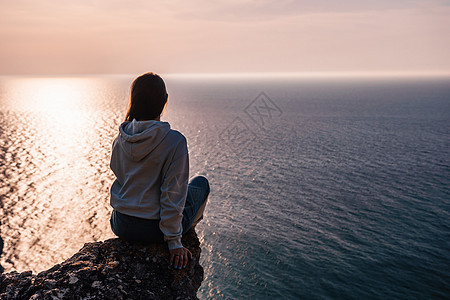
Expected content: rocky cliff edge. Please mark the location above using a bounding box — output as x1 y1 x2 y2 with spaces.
0 229 203 299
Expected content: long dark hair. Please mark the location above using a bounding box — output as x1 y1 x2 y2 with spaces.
125 72 168 121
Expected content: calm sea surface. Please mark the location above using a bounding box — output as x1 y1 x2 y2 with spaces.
0 75 449 299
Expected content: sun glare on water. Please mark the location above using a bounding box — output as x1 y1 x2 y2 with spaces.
3 77 99 171
5 77 96 119
0 77 118 273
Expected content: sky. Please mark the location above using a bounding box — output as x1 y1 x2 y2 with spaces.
1 0 450 75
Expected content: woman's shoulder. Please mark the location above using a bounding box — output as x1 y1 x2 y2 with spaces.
163 128 187 147
163 129 188 159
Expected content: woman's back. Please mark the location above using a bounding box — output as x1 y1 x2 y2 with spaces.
110 118 189 220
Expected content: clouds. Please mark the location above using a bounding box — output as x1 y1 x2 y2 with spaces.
0 0 449 74
166 0 449 21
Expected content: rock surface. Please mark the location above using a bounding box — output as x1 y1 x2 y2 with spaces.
0 229 203 299
0 234 3 273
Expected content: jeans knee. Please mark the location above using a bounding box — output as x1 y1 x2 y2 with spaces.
191 175 210 193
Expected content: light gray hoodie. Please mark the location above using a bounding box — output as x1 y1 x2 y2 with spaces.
110 119 189 250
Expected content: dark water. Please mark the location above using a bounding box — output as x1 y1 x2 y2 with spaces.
0 75 449 299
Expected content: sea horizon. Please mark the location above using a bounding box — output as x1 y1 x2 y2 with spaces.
1 70 450 79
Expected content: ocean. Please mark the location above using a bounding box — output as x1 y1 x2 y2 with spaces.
0 74 449 299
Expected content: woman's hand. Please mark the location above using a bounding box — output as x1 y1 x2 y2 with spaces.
169 247 192 270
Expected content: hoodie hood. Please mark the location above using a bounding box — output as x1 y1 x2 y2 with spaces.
117 119 171 161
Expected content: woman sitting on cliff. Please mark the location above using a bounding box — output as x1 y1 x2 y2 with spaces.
109 72 210 270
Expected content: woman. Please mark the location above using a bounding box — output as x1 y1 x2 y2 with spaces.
109 72 210 270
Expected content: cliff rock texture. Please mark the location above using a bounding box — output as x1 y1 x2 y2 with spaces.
0 234 4 274
0 229 203 299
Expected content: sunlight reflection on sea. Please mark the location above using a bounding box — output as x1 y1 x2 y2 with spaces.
0 77 127 272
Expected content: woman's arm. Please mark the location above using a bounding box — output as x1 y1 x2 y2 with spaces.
159 139 189 250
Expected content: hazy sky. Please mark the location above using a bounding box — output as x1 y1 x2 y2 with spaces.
1 0 450 75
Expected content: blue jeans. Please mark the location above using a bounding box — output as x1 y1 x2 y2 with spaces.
110 176 210 244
